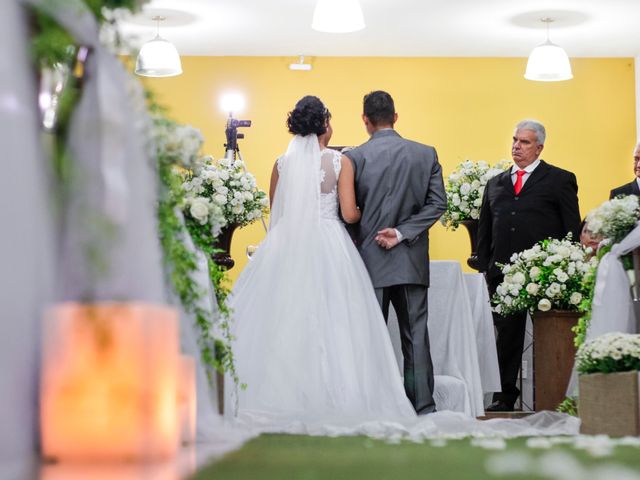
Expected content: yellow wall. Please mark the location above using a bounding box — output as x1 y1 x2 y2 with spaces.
143 56 636 283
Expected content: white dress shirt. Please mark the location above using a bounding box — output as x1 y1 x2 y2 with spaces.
510 158 541 188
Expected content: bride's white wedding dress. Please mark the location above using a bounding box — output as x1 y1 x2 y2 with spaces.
228 134 416 426
226 134 578 438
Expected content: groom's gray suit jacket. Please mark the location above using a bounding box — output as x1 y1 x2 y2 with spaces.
345 129 446 288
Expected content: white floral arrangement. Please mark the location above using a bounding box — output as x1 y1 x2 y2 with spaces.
441 160 511 229
576 332 640 375
182 156 268 234
492 236 598 315
585 195 640 245
151 115 204 170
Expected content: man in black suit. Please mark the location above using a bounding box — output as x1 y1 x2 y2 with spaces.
609 143 640 199
477 119 581 412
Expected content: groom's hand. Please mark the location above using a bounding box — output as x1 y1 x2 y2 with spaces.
375 228 400 250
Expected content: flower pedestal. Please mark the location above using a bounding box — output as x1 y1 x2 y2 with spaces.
460 219 480 271
532 310 580 411
213 223 238 270
41 302 180 461
579 371 640 436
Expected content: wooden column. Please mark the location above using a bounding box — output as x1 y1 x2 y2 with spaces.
532 310 580 411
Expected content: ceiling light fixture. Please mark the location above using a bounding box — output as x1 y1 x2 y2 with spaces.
524 17 573 82
289 55 312 71
135 16 183 78
312 0 365 33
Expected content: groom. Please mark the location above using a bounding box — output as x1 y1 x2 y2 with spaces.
343 91 447 414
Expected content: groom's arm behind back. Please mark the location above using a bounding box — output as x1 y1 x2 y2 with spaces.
395 146 447 243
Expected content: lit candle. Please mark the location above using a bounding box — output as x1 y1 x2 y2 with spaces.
41 302 180 461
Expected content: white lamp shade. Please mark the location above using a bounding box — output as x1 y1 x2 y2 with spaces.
312 0 365 33
524 41 573 82
135 36 182 78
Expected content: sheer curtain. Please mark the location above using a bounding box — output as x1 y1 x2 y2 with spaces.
0 0 54 464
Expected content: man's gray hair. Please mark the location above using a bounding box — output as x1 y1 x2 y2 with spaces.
516 119 546 145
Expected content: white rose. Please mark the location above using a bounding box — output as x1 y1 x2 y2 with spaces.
216 186 229 196
504 295 513 306
570 292 583 305
260 196 269 207
231 203 245 215
556 271 569 283
452 195 461 206
530 267 541 280
460 183 472 195
512 272 526 285
218 170 230 181
243 191 254 201
509 286 520 297
538 298 552 312
526 283 540 295
189 198 210 224
214 193 227 205
496 284 507 296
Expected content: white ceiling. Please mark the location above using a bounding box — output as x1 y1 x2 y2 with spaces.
119 0 640 57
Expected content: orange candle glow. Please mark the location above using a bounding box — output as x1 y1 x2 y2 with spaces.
41 302 180 461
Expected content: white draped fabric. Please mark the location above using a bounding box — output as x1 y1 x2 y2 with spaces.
26 0 167 303
587 223 640 339
388 261 499 417
464 272 502 394
0 0 54 463
567 223 640 396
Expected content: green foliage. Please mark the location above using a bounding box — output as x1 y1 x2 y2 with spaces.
556 397 578 416
31 11 76 67
578 354 640 375
153 108 241 389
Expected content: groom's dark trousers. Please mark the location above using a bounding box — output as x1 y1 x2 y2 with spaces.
345 127 446 416
375 285 435 415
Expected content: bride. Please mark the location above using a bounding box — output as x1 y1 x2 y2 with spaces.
225 95 577 437
227 95 417 425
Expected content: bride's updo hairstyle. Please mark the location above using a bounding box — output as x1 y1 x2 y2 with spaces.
287 96 331 136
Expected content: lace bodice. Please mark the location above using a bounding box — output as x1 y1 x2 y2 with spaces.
277 148 342 220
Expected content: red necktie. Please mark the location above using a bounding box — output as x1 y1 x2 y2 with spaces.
514 170 526 195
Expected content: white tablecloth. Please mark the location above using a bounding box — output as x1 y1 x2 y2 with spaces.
464 272 502 394
387 261 500 417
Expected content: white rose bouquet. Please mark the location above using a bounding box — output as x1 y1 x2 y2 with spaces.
441 160 510 229
182 156 268 234
151 115 204 170
586 195 640 245
576 332 640 375
492 235 598 315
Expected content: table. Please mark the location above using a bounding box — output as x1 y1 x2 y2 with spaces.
387 261 500 417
